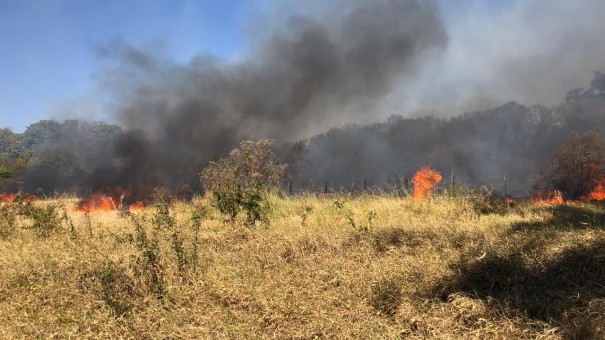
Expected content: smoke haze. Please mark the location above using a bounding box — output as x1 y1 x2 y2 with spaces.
390 0 605 117
89 0 447 197
6 0 605 198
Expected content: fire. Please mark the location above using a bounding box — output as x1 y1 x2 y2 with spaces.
76 187 146 212
411 166 442 201
0 193 15 203
531 190 564 204
586 177 605 201
77 194 118 212
129 201 145 211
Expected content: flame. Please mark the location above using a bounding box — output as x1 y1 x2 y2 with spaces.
76 186 146 212
586 177 605 201
0 193 15 203
129 201 145 211
411 166 442 201
77 194 118 212
531 190 564 204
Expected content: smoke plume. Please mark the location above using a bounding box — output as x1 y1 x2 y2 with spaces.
17 0 605 199
90 0 447 197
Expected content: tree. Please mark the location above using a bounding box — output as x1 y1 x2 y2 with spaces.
536 130 605 199
0 128 23 158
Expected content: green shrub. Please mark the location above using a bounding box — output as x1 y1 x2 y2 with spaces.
200 139 286 225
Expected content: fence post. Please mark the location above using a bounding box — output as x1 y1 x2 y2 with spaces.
324 180 328 194
289 180 292 195
504 175 508 197
364 179 367 191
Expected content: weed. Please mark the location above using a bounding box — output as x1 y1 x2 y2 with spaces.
334 200 375 233
0 204 17 238
190 211 204 273
11 199 71 237
300 204 313 226
153 190 191 278
84 212 93 237
131 216 165 299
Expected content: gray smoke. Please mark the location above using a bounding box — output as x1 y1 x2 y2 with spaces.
89 0 448 197
386 0 605 117
72 0 605 199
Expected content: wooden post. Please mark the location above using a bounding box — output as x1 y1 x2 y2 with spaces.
289 180 292 195
324 180 328 194
504 175 508 197
451 170 455 189
363 179 367 191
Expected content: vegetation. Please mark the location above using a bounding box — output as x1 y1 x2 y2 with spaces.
201 139 286 225
536 130 605 199
1 194 604 338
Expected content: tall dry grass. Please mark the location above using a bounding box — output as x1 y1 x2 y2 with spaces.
0 194 604 339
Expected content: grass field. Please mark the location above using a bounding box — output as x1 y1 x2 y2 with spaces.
1 194 604 339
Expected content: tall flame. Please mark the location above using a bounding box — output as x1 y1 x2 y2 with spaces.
412 166 442 201
586 178 605 201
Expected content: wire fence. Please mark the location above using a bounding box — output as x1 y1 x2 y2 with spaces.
280 174 529 198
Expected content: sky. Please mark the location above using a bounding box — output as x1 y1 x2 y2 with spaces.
0 0 252 132
1 0 604 133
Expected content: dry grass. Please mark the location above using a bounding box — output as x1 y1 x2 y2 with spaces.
0 194 604 339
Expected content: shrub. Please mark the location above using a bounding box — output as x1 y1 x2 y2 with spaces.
176 184 195 201
7 197 72 237
536 131 605 199
200 139 286 224
0 204 17 238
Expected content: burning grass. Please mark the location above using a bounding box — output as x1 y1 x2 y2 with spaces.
75 191 146 212
1 194 604 338
586 177 605 201
0 193 15 203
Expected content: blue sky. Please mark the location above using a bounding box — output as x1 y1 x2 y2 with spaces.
0 0 252 132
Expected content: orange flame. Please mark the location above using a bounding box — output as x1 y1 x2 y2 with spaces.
76 187 146 212
412 166 442 201
78 194 118 212
129 201 145 211
531 190 564 204
586 178 605 201
0 193 15 203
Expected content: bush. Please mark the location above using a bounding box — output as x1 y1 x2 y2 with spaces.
536 131 605 199
200 139 286 224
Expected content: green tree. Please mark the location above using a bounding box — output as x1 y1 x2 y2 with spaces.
0 128 23 158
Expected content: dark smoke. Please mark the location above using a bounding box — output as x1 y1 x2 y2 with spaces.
11 1 605 199
89 0 447 198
